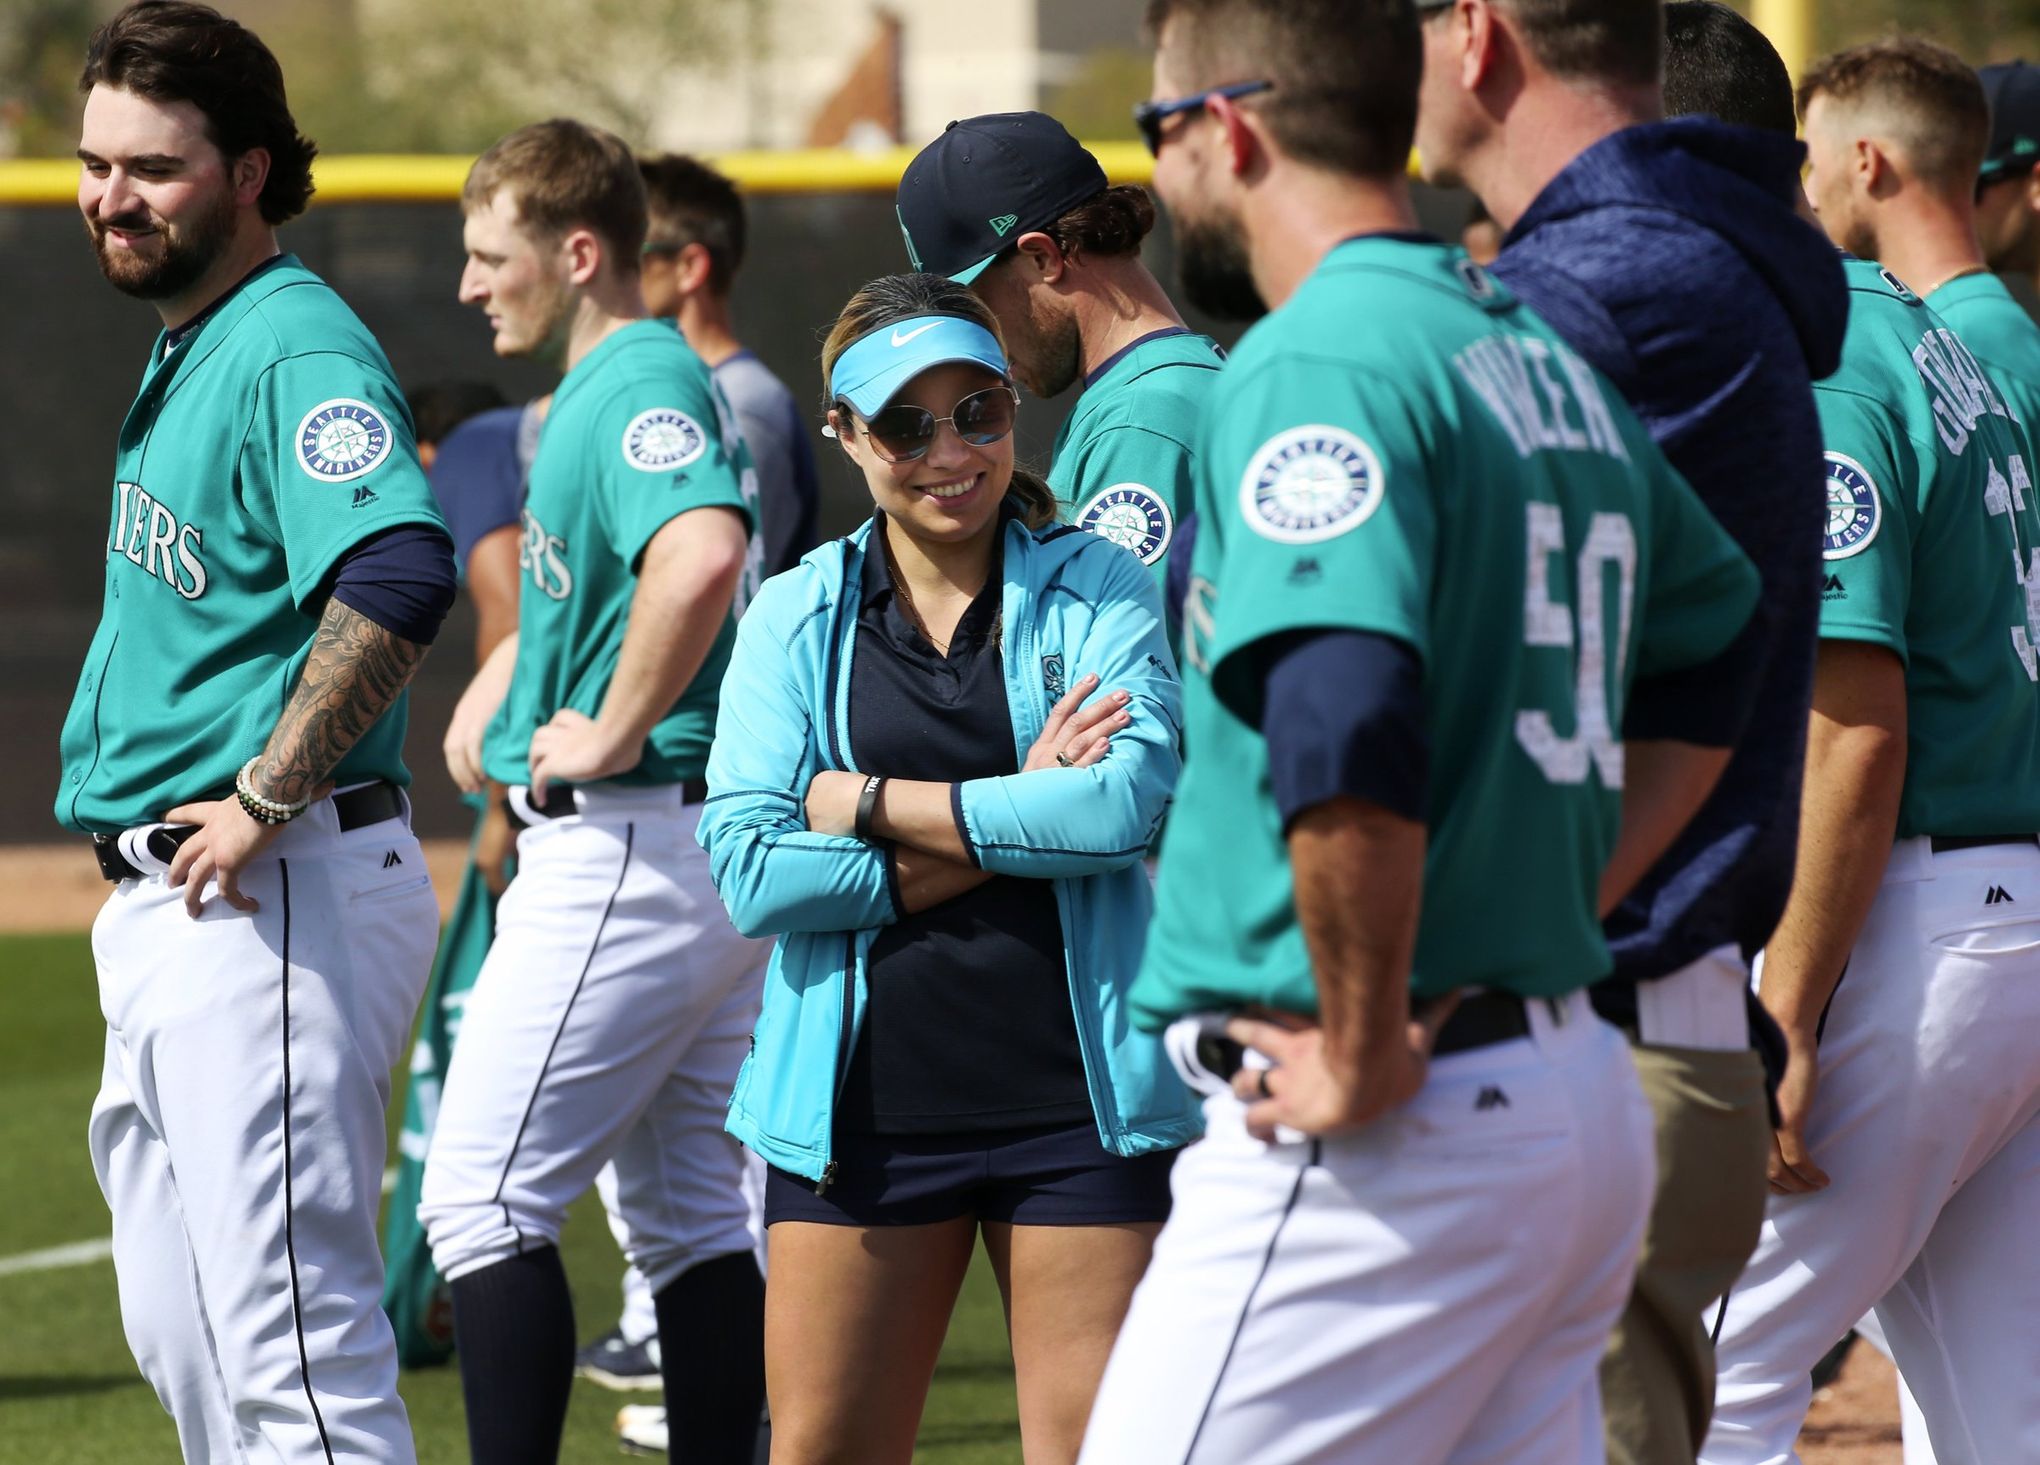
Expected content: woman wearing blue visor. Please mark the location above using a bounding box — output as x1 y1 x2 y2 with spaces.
697 272 1197 1462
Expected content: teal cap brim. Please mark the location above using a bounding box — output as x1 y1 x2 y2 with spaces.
951 252 999 285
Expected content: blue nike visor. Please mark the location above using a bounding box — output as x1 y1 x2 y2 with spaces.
830 314 1010 418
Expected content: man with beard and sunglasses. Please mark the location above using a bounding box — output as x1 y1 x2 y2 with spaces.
896 114 1223 624
1078 1 1774 1459
60 3 457 1461
420 118 769 1465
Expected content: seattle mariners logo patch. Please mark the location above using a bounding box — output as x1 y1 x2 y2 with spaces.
1823 452 1882 560
1077 483 1173 566
1241 425 1385 544
622 407 707 473
296 399 393 483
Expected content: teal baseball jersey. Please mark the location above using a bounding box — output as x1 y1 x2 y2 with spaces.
1048 329 1224 584
57 256 446 834
1815 258 2040 837
1925 272 2040 433
1134 237 1759 1023
483 319 755 788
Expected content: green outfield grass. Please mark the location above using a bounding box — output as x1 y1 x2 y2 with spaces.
0 933 1020 1463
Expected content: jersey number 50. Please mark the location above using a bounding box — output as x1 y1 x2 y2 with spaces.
1515 502 1636 788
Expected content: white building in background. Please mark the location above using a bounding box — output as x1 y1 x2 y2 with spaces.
618 0 1147 154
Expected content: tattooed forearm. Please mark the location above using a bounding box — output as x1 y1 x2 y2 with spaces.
253 599 429 804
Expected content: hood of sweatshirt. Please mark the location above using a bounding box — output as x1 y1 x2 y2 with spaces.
1506 117 1847 380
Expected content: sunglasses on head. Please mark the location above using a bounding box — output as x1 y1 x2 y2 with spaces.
1133 80 1274 157
837 385 1019 463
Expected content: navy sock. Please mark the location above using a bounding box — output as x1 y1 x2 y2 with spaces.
450 1247 576 1465
655 1250 767 1464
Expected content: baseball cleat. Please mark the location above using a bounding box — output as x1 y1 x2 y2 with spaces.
575 1327 661 1391
616 1404 666 1457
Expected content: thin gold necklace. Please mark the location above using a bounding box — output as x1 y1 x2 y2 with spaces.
881 527 999 657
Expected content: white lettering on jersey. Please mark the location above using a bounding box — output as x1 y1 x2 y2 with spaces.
1182 574 1217 678
108 481 208 599
519 508 574 601
1914 328 2014 457
1983 451 2040 680
710 385 764 615
1515 503 1635 788
1453 336 1630 464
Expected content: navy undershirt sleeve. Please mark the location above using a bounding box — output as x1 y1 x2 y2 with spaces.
329 524 459 645
1259 628 1429 828
1622 603 1769 747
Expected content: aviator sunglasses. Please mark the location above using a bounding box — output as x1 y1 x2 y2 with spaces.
832 384 1020 463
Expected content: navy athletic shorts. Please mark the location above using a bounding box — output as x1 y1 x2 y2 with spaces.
763 1122 1178 1228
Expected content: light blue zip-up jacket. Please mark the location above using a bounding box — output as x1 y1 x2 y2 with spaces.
697 512 1202 1186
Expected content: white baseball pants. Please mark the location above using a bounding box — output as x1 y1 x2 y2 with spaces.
88 799 438 1464
420 785 765 1292
1702 838 2040 1465
1080 990 1655 1465
600 1104 767 1348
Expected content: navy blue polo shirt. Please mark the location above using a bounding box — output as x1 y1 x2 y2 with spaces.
836 518 1090 1135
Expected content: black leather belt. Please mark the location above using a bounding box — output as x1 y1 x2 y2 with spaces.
1929 833 2039 853
1198 990 1536 1082
504 778 710 831
89 781 405 882
1427 990 1534 1055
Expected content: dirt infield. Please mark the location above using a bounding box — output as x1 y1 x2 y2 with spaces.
0 839 472 932
1802 1344 1904 1463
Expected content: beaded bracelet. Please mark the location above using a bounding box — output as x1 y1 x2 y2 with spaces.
235 758 310 826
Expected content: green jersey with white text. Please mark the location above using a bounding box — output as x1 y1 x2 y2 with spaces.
1049 329 1223 596
1817 258 2040 837
56 256 446 833
1132 237 1759 1024
483 319 755 789
1926 272 2040 434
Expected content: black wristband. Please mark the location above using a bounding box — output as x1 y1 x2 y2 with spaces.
854 774 885 841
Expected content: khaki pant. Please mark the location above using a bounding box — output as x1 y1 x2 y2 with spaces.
1601 1043 1771 1465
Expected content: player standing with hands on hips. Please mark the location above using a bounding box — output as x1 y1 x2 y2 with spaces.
419 121 767 1465
1080 1 1770 1459
1671 21 2040 1464
896 113 1222 605
61 3 458 1460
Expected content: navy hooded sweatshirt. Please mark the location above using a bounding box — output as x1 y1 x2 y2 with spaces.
1492 118 1849 989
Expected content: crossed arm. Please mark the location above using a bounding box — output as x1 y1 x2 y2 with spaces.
802 674 1131 915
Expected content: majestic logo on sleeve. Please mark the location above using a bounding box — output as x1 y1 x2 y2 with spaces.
1822 453 1882 560
622 407 707 472
1240 426 1385 544
296 399 394 483
1076 484 1174 566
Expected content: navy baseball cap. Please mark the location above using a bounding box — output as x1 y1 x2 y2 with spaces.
896 113 1109 284
1980 61 2040 188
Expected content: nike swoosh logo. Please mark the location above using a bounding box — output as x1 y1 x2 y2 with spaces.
891 322 941 347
